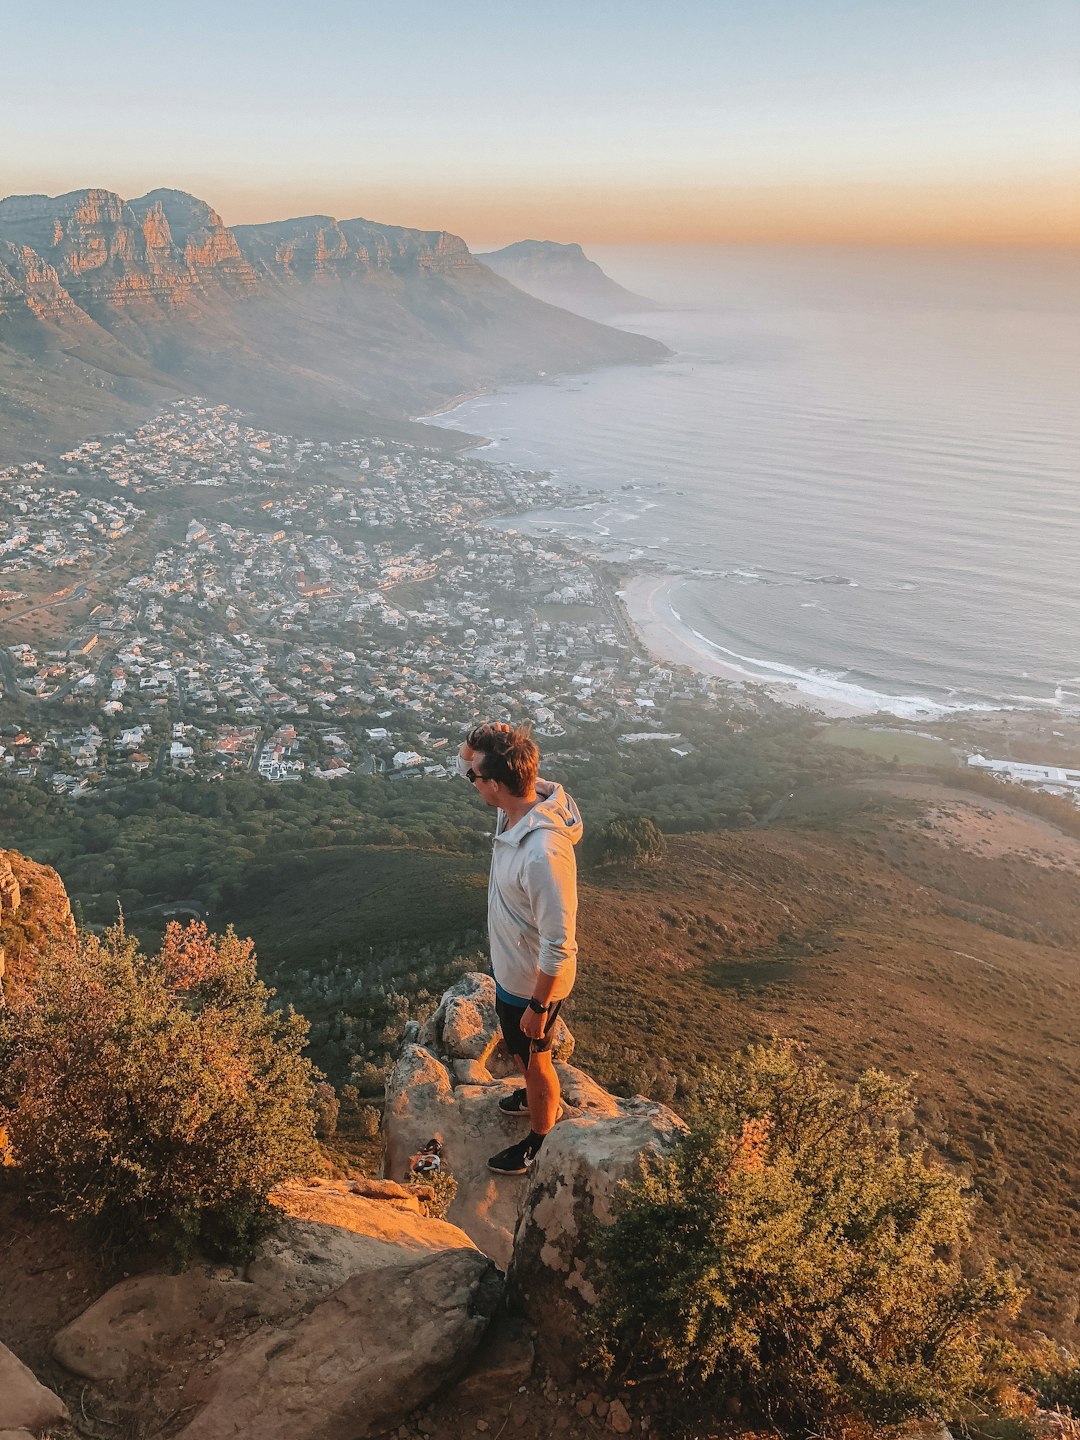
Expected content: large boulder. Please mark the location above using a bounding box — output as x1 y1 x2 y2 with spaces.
0 1342 69 1434
175 1247 500 1440
52 1178 499 1438
417 971 574 1078
52 1268 262 1385
383 978 684 1289
509 1094 687 1375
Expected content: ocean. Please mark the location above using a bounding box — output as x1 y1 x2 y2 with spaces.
426 246 1080 718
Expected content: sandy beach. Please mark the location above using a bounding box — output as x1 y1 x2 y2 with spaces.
619 573 877 719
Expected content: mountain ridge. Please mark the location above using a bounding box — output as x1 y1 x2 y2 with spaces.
0 188 668 460
477 238 658 320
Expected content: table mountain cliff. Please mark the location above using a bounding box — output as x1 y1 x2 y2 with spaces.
0 189 668 460
477 239 659 321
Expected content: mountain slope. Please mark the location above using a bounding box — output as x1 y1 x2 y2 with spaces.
0 189 668 460
570 781 1080 1348
477 239 658 320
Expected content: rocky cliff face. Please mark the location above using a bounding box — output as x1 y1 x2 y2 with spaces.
0 240 94 323
0 185 668 461
0 849 76 999
234 214 472 282
0 187 259 317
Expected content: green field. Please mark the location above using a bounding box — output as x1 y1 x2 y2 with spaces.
817 724 957 768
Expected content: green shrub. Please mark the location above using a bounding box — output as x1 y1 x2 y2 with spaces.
408 1165 458 1221
585 813 667 868
1025 1359 1080 1417
0 919 319 1261
587 1039 1022 1431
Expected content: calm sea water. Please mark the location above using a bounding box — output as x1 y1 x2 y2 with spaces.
429 246 1080 717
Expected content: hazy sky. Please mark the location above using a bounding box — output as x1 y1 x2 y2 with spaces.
4 0 1078 244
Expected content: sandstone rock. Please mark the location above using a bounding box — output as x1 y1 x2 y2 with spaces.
385 1000 678 1280
344 1175 435 1208
175 1248 501 1440
508 1095 687 1373
0 1342 69 1432
52 1269 262 1384
54 1181 482 1389
384 1051 526 1266
453 1058 493 1086
0 1429 39 1440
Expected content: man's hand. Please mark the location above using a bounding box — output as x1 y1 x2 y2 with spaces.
520 1005 547 1041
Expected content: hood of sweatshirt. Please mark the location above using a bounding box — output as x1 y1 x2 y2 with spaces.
494 778 583 849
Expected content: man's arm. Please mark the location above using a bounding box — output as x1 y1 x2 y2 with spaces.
520 837 577 1039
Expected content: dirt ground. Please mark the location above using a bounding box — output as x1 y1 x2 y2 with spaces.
878 778 1080 872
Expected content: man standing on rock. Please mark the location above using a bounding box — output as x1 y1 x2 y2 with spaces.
457 721 583 1175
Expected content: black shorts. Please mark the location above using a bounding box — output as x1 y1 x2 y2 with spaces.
496 996 563 1067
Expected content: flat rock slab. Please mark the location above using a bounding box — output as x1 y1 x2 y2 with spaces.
0 1343 69 1432
53 1179 486 1397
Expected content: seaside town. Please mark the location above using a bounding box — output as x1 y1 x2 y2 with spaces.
2 399 1078 809
0 400 719 796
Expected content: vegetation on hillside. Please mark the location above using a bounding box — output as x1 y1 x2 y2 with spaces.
0 698 857 930
0 919 318 1261
588 1040 1023 1429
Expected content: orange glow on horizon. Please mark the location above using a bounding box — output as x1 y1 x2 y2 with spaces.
209 174 1080 249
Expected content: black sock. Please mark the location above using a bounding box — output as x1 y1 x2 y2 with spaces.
525 1129 547 1155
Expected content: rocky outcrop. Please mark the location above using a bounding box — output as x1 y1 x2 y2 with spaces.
0 849 76 999
0 188 258 315
0 241 93 323
382 971 687 1340
509 1097 687 1374
129 189 259 295
51 1177 498 1439
40 973 682 1432
0 1342 69 1434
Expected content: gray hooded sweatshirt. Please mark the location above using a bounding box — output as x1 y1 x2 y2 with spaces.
488 778 584 1004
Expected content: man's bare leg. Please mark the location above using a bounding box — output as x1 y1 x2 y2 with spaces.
525 1050 561 1135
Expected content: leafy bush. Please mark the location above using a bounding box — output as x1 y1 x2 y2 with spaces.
0 919 319 1260
1024 1358 1080 1418
408 1165 458 1221
585 813 667 868
587 1039 1022 1430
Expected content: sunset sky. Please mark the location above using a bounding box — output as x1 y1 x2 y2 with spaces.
4 0 1078 245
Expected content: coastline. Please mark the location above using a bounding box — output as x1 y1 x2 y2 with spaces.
421 396 1079 736
618 573 871 720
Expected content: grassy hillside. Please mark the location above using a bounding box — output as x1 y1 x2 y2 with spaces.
567 779 1080 1350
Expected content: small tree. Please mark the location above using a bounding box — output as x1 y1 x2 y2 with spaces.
586 813 667 868
0 919 319 1260
588 1040 1021 1430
